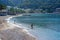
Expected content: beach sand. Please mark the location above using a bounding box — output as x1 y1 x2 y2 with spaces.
0 16 36 40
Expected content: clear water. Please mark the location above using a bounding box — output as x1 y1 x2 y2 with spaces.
10 13 60 40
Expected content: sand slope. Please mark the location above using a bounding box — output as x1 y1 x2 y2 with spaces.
0 16 36 40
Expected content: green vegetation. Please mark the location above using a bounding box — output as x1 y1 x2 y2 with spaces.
9 7 26 14
0 4 6 10
9 7 14 12
15 9 26 13
0 0 60 13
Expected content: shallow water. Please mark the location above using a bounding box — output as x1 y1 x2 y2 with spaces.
10 13 60 40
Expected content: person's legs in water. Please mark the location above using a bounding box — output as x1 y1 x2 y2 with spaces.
31 24 33 29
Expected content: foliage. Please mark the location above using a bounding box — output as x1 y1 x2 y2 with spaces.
9 7 14 12
9 7 26 13
0 4 6 10
0 0 60 13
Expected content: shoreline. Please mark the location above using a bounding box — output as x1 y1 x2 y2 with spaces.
0 15 36 40
7 14 60 40
0 14 60 40
6 15 37 40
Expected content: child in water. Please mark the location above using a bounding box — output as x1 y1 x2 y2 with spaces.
31 24 33 29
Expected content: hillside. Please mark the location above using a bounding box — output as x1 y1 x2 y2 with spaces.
0 0 60 8
0 0 60 12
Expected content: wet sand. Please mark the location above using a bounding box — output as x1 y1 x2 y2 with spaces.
0 16 36 40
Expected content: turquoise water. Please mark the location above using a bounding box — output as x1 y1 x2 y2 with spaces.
10 13 60 40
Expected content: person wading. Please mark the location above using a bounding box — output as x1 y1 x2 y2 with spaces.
14 20 16 24
31 24 33 29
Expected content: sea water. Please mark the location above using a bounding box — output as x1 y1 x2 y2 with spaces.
10 13 60 40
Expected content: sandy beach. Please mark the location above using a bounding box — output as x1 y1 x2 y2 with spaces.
0 16 36 40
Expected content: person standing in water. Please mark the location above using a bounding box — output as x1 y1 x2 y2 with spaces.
14 20 16 24
31 24 33 29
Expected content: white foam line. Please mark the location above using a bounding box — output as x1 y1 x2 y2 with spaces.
6 14 37 39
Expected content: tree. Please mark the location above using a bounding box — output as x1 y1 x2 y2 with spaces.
0 4 6 10
9 7 15 12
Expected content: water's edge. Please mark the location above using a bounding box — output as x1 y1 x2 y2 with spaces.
6 13 60 40
6 15 37 40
